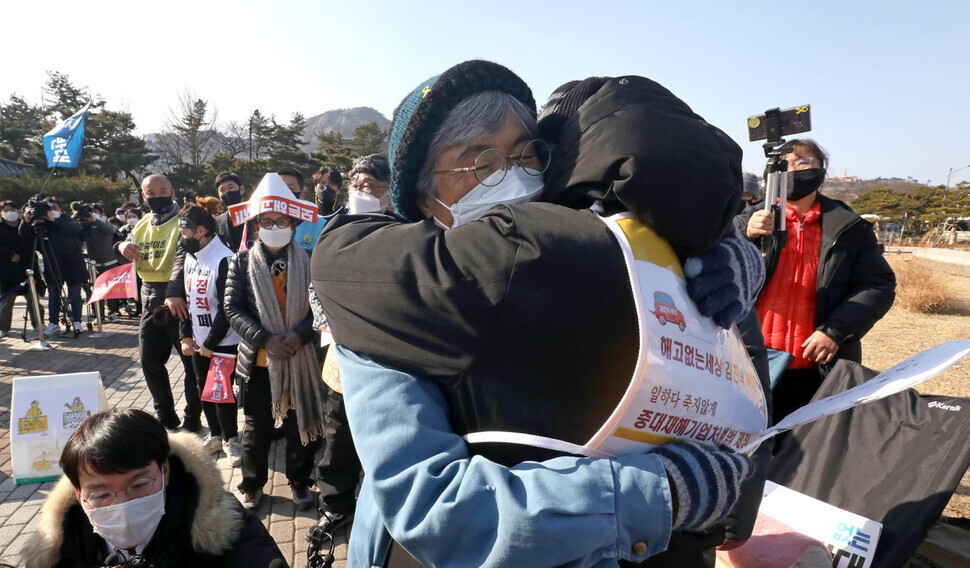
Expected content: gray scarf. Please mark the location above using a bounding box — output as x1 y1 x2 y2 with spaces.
247 240 327 444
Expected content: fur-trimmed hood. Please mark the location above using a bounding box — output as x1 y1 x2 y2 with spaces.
21 432 245 568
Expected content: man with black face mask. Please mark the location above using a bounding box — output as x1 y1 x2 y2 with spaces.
736 139 895 425
213 172 251 252
311 166 344 218
116 174 202 432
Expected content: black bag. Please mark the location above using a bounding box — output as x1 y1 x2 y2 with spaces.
768 359 970 568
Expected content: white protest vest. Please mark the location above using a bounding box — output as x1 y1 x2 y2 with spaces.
465 212 767 457
185 238 240 348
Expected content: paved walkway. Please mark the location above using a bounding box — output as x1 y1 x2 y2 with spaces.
0 298 349 567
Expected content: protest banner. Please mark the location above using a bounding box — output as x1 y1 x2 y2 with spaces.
465 214 769 457
227 173 318 227
10 372 107 484
86 262 138 305
201 353 236 404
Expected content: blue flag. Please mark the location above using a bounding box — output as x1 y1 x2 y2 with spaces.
43 103 90 169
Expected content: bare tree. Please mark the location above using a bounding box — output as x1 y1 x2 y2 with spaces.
154 91 218 169
214 120 249 158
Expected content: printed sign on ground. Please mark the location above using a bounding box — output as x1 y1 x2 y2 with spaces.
10 372 107 484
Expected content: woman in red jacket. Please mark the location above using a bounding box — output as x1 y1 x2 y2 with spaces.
740 139 896 423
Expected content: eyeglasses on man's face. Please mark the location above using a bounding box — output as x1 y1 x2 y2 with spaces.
434 139 552 187
256 217 295 229
349 177 389 196
81 464 162 508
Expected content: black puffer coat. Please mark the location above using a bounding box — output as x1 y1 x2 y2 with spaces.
735 194 896 368
224 244 317 408
537 75 744 258
0 220 36 289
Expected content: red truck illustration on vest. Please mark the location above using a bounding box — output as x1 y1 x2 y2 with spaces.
652 291 686 332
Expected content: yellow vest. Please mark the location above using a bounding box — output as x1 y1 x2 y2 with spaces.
131 215 179 282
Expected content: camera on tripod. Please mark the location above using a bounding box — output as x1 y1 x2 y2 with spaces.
26 196 52 226
746 105 813 236
72 201 95 222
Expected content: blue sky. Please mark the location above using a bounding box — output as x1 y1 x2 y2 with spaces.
3 0 969 185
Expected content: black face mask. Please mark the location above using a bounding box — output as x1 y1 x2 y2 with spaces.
788 169 825 200
220 190 242 206
182 237 201 254
147 196 173 214
317 189 337 215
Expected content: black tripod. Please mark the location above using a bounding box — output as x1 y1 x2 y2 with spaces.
760 108 792 281
29 220 77 337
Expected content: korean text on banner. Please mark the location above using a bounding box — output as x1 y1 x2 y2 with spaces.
589 214 768 456
463 214 768 459
201 353 236 404
43 103 90 169
756 481 882 568
87 263 138 304
10 372 107 484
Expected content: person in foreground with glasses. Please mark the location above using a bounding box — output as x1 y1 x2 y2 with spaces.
311 61 763 567
225 173 328 512
21 408 286 567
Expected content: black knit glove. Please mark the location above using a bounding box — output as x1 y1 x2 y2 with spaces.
653 441 755 532
683 225 765 328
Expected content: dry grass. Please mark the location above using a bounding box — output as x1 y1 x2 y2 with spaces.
890 257 955 313
862 258 970 518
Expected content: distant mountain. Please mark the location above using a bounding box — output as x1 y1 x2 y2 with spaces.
822 177 922 203
304 107 391 152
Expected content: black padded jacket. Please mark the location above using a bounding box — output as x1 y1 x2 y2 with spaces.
224 244 317 408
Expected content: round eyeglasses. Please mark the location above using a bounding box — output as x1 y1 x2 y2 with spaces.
256 217 294 229
81 466 162 508
434 139 552 187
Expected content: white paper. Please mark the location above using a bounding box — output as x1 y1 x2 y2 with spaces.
758 481 882 568
739 340 970 453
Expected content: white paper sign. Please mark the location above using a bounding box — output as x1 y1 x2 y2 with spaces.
588 215 767 456
758 481 882 568
465 215 768 458
10 372 107 484
739 340 970 452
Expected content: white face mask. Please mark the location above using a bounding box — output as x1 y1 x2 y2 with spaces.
434 167 544 229
259 225 293 248
127 217 138 227
83 470 166 550
2 211 18 223
347 190 387 215
50 209 61 220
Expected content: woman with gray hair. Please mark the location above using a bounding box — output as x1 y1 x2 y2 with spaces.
311 60 761 567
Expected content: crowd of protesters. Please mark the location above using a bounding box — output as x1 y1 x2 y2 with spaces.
0 197 149 339
4 59 897 568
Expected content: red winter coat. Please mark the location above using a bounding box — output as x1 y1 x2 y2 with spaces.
755 201 822 368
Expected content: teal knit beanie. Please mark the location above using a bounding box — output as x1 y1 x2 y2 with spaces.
387 60 535 221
